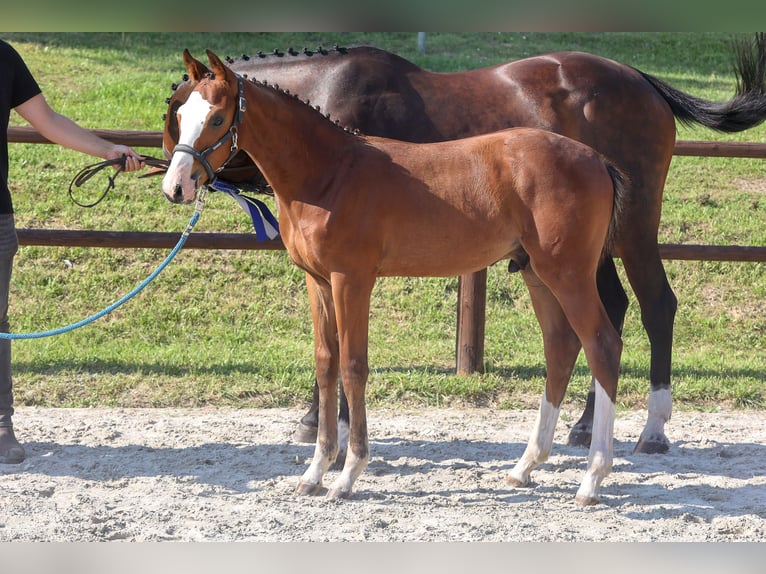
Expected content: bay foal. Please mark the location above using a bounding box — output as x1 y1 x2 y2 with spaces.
162 50 628 504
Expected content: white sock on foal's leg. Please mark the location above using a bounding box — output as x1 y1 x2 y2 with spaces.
506 390 560 487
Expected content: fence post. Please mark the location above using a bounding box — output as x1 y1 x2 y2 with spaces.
417 33 427 54
456 269 486 374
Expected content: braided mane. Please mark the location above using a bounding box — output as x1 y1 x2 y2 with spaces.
224 43 348 66
245 75 362 136
164 44 360 135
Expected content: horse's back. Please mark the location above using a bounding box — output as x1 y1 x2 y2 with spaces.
406 50 675 146
373 126 614 203
357 127 615 265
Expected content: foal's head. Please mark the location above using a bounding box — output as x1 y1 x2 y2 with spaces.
162 50 241 204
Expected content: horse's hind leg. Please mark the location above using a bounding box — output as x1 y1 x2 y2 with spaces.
295 377 349 470
553 278 623 506
619 240 677 454
568 256 629 447
506 270 582 488
294 380 320 443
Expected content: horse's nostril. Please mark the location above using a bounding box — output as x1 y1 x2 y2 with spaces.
173 184 184 203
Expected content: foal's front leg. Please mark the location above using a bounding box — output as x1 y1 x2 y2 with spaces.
296 275 340 495
326 273 374 499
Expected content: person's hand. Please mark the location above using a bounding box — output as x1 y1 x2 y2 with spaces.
107 145 145 172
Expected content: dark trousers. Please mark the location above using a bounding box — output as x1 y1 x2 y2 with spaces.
0 214 18 427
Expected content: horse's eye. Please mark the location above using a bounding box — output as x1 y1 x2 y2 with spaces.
211 116 224 127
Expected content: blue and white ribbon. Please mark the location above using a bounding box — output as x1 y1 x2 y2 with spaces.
209 180 280 242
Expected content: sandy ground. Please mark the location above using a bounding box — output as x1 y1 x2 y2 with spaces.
1 405 765 542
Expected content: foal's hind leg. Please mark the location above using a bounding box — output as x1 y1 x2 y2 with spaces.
506 270 582 487
514 247 623 505
552 278 623 506
568 257 629 447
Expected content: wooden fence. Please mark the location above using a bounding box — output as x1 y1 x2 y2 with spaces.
8 126 766 373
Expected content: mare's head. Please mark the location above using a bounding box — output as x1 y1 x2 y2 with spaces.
162 49 243 204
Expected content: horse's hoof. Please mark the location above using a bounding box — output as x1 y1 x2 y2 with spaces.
567 426 592 448
295 481 323 496
293 422 318 444
504 474 528 488
574 493 600 506
326 487 353 500
633 435 670 454
329 450 347 471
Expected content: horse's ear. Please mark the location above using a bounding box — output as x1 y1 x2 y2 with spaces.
183 49 210 82
206 50 230 81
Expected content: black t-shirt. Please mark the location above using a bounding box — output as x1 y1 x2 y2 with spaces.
1 39 42 214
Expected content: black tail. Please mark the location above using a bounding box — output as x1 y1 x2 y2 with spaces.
638 33 766 133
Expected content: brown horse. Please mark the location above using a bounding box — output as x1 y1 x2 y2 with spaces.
161 37 766 457
163 49 627 505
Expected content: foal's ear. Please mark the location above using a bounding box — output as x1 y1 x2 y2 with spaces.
182 49 210 82
205 50 229 81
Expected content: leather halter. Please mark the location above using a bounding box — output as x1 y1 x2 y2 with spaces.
171 74 247 186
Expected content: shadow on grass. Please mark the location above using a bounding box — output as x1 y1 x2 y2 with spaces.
14 357 765 386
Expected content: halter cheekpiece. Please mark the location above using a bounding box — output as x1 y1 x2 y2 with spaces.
171 74 247 186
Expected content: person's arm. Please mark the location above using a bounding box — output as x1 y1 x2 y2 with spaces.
14 93 144 172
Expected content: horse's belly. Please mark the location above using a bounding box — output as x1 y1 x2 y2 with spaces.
377 239 510 277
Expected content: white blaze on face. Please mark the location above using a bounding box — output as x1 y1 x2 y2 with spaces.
162 91 213 200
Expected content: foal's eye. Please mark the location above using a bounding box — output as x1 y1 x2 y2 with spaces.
211 116 224 127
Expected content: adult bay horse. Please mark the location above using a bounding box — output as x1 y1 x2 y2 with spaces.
163 49 627 505
161 37 766 457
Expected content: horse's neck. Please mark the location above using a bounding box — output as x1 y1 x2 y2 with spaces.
230 46 424 108
231 51 348 90
239 81 353 202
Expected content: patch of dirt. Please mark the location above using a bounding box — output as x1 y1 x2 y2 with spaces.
2 406 766 541
732 177 766 194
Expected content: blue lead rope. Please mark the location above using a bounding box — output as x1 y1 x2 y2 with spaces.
0 189 208 340
208 180 280 241
0 179 278 341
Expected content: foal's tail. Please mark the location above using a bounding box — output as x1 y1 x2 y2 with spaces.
603 162 628 259
638 33 766 132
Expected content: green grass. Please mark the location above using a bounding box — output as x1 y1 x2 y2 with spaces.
4 32 765 412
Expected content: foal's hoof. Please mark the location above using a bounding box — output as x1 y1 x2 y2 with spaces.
295 481 323 496
293 422 318 444
574 493 600 507
633 434 670 454
504 474 528 488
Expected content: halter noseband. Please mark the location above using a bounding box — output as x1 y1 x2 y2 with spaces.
172 74 247 186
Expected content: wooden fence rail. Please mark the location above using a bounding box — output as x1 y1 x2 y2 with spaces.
8 127 766 374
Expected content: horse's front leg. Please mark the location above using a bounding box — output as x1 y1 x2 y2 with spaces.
296 274 339 496
326 272 375 499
